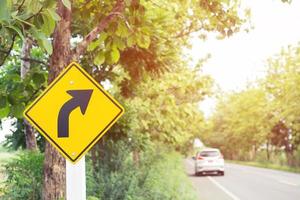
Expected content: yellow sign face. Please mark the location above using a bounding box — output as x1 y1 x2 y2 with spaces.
24 62 124 163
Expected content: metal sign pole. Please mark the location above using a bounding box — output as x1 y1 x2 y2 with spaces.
66 156 86 200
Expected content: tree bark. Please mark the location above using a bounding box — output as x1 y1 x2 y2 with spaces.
266 140 270 161
21 37 38 151
24 119 38 150
42 1 72 199
20 37 32 79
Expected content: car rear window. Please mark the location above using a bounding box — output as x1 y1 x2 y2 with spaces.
199 151 219 157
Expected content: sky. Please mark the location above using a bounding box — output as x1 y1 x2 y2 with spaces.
1 0 300 142
193 0 300 117
0 118 16 143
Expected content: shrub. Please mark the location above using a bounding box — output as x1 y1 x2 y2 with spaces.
1 145 197 200
1 151 44 200
127 152 197 200
86 143 197 200
294 147 300 167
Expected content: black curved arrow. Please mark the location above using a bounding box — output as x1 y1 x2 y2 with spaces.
57 89 93 138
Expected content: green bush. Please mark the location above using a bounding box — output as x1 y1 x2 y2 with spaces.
294 147 300 167
1 151 44 200
254 151 269 164
1 146 197 200
131 152 197 200
86 143 197 200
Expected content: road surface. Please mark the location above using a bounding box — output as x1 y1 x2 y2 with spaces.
185 159 300 200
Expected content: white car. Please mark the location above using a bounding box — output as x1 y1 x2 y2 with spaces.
194 148 225 176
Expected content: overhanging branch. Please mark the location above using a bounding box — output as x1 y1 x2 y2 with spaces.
0 34 17 66
21 57 48 66
72 0 125 61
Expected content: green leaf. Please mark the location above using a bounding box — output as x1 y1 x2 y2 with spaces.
46 8 61 21
137 34 151 49
41 12 56 36
127 35 135 47
10 104 25 118
99 32 108 43
62 0 71 10
7 25 24 41
31 29 53 54
12 15 34 27
0 0 11 21
0 96 7 108
32 73 45 85
42 38 53 54
115 38 126 51
26 0 43 14
111 48 120 63
0 105 10 118
87 40 101 52
93 51 105 65
116 22 129 38
87 33 107 52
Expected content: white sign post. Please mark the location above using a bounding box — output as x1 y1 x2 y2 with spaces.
66 156 86 200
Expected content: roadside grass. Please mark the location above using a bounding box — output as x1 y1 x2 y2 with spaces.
87 150 198 200
0 145 17 163
0 144 18 196
227 160 300 174
0 145 198 200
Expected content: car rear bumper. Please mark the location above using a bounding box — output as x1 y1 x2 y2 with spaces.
195 165 224 173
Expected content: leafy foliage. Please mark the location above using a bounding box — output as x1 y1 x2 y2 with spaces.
0 0 59 65
204 88 274 160
1 151 44 200
204 43 300 166
264 43 300 148
86 141 197 200
0 45 47 119
124 67 212 149
3 119 45 151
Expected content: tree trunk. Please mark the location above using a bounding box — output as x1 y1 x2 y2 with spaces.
20 37 32 79
252 143 257 161
24 119 38 150
285 143 294 167
21 37 38 151
266 140 270 161
42 1 72 199
286 150 294 166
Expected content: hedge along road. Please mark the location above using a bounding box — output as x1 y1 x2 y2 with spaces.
184 159 300 200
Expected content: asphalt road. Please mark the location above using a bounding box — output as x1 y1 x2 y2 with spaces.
185 159 300 200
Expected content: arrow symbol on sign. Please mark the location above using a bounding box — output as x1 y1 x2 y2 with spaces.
58 90 93 138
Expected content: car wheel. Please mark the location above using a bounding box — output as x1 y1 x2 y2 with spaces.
219 171 224 176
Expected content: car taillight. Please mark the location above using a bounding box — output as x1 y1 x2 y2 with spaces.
197 156 204 160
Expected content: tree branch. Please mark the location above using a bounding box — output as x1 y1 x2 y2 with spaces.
0 34 17 66
26 84 46 104
21 57 48 66
72 0 125 61
25 6 43 21
17 0 26 13
174 21 205 38
0 49 9 54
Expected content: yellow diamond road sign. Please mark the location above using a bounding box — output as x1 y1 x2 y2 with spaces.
24 62 124 163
